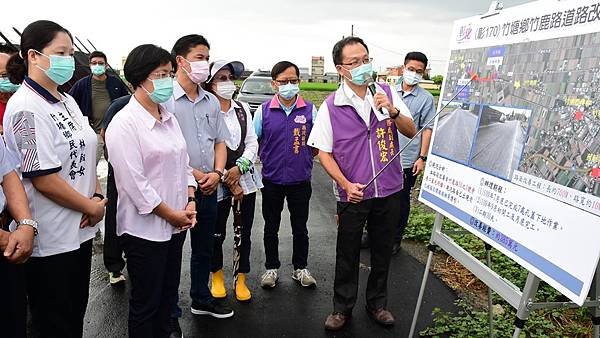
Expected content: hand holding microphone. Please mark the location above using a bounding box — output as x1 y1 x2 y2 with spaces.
365 74 397 118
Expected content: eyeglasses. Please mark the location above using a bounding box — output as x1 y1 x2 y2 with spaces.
405 67 425 75
149 72 175 80
275 79 300 85
90 61 106 66
213 74 235 82
341 57 373 68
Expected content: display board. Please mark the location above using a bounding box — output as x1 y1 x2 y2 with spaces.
420 0 600 305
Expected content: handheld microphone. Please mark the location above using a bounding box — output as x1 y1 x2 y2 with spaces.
364 74 389 116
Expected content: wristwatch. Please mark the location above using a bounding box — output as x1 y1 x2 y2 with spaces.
16 219 38 236
419 155 428 162
389 107 400 119
188 196 196 204
92 192 105 200
212 169 224 178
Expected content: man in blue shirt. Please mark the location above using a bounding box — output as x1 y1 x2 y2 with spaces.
394 52 436 255
163 34 233 338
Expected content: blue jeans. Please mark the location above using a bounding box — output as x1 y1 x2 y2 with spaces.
171 191 217 318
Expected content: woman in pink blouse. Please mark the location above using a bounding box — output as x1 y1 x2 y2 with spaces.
105 44 197 338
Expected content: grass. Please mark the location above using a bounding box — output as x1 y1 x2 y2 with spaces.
299 82 340 91
403 198 593 337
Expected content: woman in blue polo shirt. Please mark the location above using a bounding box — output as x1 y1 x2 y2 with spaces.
4 20 106 337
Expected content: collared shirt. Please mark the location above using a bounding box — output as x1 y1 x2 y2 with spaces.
162 81 229 173
105 95 196 242
217 100 263 201
0 137 19 212
222 100 258 161
253 94 317 138
396 83 435 168
3 77 98 257
308 81 411 153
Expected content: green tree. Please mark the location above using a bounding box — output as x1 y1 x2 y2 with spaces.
432 75 444 85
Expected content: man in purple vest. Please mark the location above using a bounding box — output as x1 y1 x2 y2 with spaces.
308 37 416 331
253 61 318 289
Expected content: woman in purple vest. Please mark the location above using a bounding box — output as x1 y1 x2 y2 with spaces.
204 60 263 302
308 37 416 331
252 61 318 289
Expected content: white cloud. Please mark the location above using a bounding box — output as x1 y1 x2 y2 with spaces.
2 0 531 76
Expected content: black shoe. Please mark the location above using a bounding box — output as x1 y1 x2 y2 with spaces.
169 318 183 338
361 231 369 249
191 300 234 318
392 241 402 255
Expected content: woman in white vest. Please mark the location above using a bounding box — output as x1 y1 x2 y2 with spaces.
204 60 262 302
3 20 106 337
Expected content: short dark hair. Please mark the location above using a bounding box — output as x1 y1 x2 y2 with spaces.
89 50 107 63
332 37 369 66
124 44 177 89
6 20 73 84
171 34 210 58
0 43 18 55
271 61 299 80
404 52 428 68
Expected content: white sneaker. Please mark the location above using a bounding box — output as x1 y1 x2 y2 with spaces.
292 268 317 287
109 271 126 285
260 269 279 288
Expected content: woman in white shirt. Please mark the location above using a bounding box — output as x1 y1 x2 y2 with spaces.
204 60 262 302
105 44 197 338
3 20 106 337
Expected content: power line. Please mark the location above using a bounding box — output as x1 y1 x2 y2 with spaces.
368 41 448 63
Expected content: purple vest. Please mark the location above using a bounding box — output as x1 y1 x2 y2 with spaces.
259 98 314 185
327 84 404 201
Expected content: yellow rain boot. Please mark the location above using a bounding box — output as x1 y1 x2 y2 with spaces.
210 270 227 299
234 273 252 302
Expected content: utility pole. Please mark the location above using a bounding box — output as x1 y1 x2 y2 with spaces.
351 25 354 37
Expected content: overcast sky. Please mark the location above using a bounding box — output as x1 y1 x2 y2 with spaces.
2 0 531 76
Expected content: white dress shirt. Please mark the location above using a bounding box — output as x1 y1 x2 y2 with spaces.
106 96 196 242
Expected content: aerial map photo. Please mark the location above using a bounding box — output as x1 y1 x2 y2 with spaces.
440 32 600 197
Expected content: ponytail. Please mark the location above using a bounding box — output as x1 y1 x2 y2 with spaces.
6 52 26 85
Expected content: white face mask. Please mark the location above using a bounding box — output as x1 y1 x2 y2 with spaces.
215 81 236 100
403 69 422 86
183 59 210 84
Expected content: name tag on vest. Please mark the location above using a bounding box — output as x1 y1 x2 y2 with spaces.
294 115 307 124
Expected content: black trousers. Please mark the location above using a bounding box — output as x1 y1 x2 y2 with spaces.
103 164 126 273
395 168 418 242
261 179 311 270
333 192 402 314
0 255 27 338
26 239 93 338
122 232 186 338
211 192 256 273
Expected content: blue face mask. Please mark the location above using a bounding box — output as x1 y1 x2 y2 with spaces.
143 77 173 104
344 62 373 86
0 77 20 93
278 83 299 100
91 64 106 76
34 51 75 85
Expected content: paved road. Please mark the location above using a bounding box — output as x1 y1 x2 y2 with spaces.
81 162 457 338
471 120 525 178
432 109 478 163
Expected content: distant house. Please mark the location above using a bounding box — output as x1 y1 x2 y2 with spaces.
323 72 339 83
311 56 324 82
299 67 310 82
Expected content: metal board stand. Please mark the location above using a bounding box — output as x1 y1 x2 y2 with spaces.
408 212 600 338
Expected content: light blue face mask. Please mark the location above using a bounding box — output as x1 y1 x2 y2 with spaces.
34 51 75 85
278 83 299 100
143 77 174 104
91 64 106 76
345 62 373 86
0 77 20 93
